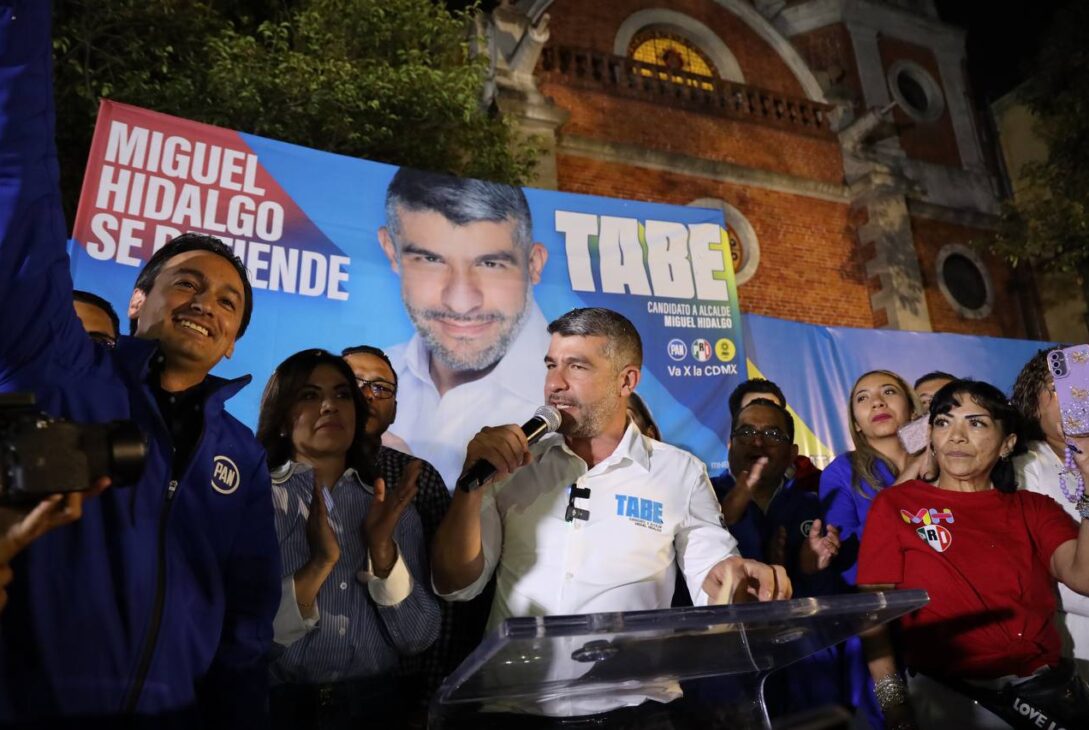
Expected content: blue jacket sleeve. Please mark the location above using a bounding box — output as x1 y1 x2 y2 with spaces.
788 490 840 598
0 1 92 390
374 508 440 656
196 457 282 730
818 455 862 586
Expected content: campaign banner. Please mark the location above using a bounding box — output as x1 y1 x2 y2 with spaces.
70 101 747 487
743 313 1050 467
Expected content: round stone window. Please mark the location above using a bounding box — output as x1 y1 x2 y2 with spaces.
688 198 760 285
887 60 945 122
936 244 993 319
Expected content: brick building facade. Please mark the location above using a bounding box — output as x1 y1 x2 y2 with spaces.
485 0 1044 337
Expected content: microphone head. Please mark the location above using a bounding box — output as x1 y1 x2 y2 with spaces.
534 405 562 433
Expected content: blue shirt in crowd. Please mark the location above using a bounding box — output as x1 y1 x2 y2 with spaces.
270 463 439 685
707 471 846 718
818 452 896 586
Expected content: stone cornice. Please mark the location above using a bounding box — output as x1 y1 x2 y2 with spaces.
776 0 965 57
905 198 1000 230
556 134 850 203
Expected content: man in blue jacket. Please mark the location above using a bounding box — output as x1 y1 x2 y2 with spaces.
709 398 846 719
0 3 281 727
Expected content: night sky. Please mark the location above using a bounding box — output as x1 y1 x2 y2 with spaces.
935 0 1068 103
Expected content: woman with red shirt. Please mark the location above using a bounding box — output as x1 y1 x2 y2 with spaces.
858 379 1089 729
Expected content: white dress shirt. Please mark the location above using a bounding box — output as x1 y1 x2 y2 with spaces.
439 422 740 715
387 301 551 490
1015 441 1089 678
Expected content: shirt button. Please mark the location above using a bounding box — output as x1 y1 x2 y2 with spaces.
338 627 346 636
340 581 348 590
565 572 574 580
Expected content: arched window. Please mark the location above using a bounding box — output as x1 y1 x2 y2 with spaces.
628 30 717 91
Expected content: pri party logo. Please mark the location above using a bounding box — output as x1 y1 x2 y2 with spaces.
691 338 712 362
901 507 954 553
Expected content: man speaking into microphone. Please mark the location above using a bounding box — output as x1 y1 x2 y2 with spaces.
432 307 790 725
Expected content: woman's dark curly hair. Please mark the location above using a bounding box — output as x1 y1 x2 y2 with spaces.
1011 346 1067 443
256 348 377 482
929 379 1026 493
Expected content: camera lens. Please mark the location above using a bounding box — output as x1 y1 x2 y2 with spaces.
107 421 147 485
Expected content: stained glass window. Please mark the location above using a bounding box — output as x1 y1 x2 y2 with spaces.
629 31 716 91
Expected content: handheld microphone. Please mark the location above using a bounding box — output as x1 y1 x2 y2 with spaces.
456 405 562 492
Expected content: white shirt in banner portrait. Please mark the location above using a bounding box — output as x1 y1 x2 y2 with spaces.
377 167 551 490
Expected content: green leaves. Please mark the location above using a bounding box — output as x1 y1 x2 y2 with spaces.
982 2 1089 278
53 0 537 219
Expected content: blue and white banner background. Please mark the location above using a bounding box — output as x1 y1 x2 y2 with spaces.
743 313 1051 468
69 102 1052 478
69 102 747 473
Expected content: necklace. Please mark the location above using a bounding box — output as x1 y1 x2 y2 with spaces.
1059 444 1085 503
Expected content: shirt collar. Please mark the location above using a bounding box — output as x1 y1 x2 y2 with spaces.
401 299 549 402
1028 440 1064 469
270 460 370 490
539 419 653 474
117 336 252 407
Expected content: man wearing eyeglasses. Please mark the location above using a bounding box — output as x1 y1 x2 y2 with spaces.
342 344 482 718
709 400 846 718
342 344 451 547
717 398 840 585
727 378 823 493
432 307 791 725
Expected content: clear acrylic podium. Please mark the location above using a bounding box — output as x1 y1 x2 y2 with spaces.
430 590 927 729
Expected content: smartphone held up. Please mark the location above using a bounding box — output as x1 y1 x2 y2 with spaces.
1049 345 1089 438
898 415 931 455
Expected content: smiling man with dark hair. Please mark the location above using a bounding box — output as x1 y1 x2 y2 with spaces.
0 7 279 726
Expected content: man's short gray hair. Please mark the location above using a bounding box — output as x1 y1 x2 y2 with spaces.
384 167 532 249
548 308 643 370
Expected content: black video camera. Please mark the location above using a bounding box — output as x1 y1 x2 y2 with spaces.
0 393 147 504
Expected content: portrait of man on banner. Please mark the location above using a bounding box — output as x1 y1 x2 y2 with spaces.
377 168 551 489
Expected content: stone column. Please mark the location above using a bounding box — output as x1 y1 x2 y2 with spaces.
486 2 569 189
839 109 933 331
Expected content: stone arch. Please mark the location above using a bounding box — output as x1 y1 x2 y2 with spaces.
526 0 826 101
708 0 826 102
614 9 746 84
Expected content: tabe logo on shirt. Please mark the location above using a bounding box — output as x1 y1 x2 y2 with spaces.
211 455 241 495
615 494 664 533
901 506 954 553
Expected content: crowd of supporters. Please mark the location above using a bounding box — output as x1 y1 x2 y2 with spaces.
4 5 1089 729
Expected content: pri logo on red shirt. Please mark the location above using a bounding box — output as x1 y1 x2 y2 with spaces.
900 507 954 553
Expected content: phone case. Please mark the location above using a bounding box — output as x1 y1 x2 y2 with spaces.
898 414 930 454
1049 345 1089 437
